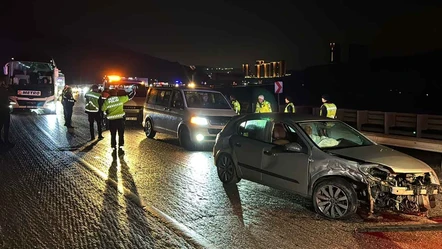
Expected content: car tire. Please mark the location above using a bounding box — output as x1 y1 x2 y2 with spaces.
179 126 196 151
312 178 358 219
144 119 156 138
216 153 240 184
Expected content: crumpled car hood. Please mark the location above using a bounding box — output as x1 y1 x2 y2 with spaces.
330 145 432 173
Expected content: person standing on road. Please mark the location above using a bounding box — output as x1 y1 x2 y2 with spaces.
255 95 272 113
230 95 241 115
320 94 337 119
85 85 104 141
284 96 295 113
101 88 136 153
62 86 76 128
0 80 14 148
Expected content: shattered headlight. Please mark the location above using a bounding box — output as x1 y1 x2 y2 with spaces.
359 163 393 181
358 163 379 175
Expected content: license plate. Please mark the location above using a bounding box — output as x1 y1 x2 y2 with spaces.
18 90 41 96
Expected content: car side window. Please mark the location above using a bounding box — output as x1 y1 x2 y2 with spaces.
171 90 184 109
285 123 308 149
238 119 271 142
156 90 172 106
147 88 158 104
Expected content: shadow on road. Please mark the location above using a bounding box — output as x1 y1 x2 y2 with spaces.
99 155 123 244
99 150 154 247
223 184 245 226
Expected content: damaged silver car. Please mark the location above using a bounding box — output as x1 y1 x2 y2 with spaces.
213 113 441 219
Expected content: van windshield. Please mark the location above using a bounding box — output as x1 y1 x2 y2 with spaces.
184 91 231 109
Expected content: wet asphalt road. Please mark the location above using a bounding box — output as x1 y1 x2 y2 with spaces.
1 96 442 249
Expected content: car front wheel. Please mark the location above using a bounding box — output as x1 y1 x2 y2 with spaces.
312 178 358 219
216 154 240 184
144 119 156 138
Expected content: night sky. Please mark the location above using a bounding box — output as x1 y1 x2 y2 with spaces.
3 0 442 70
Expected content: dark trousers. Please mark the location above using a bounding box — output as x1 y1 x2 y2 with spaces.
87 111 102 138
0 111 11 142
109 118 125 148
63 104 73 126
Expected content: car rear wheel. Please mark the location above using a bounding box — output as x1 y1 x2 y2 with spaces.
144 119 156 138
216 154 240 184
313 178 358 219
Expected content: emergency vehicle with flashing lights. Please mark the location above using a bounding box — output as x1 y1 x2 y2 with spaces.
102 75 148 124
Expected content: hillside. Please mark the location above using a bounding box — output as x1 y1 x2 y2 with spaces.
0 35 194 84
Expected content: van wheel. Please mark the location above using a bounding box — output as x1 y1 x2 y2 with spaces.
179 127 196 151
312 178 358 219
145 119 156 138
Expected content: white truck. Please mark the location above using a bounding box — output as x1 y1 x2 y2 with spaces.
3 59 62 114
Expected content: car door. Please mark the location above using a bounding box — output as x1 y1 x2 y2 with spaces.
261 123 311 196
166 90 185 135
153 89 173 133
230 119 274 182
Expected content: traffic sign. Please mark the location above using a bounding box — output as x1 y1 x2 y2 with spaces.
275 81 283 94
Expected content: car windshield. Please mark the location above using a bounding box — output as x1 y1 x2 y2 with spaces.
184 91 231 109
106 82 147 97
298 121 373 149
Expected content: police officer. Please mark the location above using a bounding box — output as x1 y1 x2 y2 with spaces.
230 95 241 115
62 86 76 128
255 95 272 113
85 85 104 141
101 88 136 153
320 94 337 119
284 96 295 113
0 79 14 148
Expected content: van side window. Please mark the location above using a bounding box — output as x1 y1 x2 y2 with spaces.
147 89 158 104
171 90 184 109
156 90 172 106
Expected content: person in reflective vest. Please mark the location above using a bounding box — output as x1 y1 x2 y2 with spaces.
85 85 104 141
62 86 76 128
0 79 14 148
255 95 272 113
230 95 241 115
101 88 136 153
284 96 295 113
320 94 337 119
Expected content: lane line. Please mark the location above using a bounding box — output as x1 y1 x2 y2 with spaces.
36 123 213 249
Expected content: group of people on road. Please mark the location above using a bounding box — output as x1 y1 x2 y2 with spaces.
61 84 136 154
230 93 337 119
2 80 337 153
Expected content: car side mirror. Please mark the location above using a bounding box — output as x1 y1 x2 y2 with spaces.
285 142 303 153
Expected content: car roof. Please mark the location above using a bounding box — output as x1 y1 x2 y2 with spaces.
149 86 221 93
237 113 334 123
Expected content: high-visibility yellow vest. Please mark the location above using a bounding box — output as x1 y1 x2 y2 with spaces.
284 102 295 113
320 103 337 119
255 100 272 113
102 95 129 120
85 91 101 112
232 100 241 114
